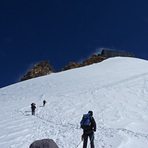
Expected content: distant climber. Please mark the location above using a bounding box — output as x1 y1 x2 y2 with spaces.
31 103 36 115
43 100 46 106
80 111 96 148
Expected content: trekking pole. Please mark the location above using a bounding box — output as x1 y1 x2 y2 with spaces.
76 134 83 148
76 140 82 148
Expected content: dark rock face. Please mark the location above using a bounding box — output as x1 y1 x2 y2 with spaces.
99 49 135 58
21 61 54 81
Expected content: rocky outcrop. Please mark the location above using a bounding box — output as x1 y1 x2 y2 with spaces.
82 55 106 66
21 61 54 81
61 62 83 71
99 49 135 58
61 55 106 71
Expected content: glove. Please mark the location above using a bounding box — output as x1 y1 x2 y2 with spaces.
81 134 84 141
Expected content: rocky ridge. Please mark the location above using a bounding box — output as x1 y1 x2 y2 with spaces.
20 54 106 81
20 49 134 81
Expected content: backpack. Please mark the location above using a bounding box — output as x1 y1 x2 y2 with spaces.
80 113 92 130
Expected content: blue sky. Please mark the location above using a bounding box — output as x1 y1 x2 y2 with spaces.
0 0 148 88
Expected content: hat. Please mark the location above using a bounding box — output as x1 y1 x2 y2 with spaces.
88 111 93 116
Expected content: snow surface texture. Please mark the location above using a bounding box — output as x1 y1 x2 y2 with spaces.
1 57 148 148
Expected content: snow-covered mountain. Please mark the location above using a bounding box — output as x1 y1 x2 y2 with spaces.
1 57 148 148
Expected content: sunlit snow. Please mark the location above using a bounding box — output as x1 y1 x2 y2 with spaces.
1 57 148 148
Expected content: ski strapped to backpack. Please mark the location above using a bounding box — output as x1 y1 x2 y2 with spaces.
80 113 92 130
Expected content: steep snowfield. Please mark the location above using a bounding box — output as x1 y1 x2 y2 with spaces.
1 57 148 148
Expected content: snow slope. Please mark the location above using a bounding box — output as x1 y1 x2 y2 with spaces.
1 57 148 148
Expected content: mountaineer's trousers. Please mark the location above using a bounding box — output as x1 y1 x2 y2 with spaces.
83 133 94 148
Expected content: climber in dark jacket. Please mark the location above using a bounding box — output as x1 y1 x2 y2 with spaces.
31 103 36 115
43 100 46 107
82 111 96 148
